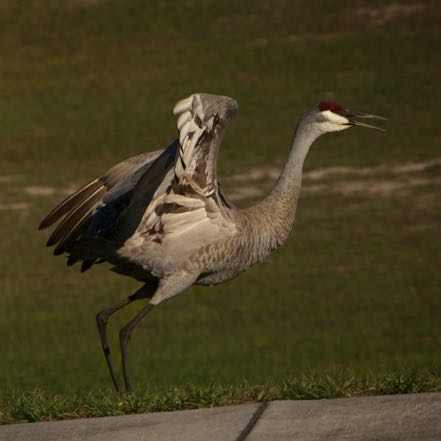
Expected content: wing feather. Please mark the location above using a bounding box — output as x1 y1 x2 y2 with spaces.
39 179 101 230
40 93 239 272
132 93 240 257
172 93 238 197
39 149 163 262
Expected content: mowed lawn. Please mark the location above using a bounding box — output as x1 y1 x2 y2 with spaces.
1 0 441 422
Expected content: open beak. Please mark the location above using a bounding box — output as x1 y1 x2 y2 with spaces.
344 110 387 131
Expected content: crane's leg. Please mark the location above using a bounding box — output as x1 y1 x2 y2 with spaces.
119 303 155 393
119 274 197 392
96 284 156 392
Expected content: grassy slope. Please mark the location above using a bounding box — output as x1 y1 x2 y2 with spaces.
1 0 441 423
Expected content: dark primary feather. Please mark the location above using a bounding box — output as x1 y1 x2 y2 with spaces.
38 179 102 230
67 255 79 266
52 189 105 255
81 259 96 272
47 186 106 248
39 149 165 268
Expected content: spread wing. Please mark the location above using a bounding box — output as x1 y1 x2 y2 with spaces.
38 149 166 257
40 93 239 271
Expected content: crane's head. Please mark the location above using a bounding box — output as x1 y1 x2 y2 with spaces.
305 101 386 135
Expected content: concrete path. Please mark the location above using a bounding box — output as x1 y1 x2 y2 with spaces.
1 392 441 441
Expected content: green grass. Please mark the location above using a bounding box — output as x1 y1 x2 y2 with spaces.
2 370 441 424
1 0 441 424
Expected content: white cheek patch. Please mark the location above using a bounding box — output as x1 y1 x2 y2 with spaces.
321 110 349 125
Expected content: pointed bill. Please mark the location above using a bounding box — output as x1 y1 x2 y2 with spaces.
344 109 387 131
348 120 387 131
345 110 387 121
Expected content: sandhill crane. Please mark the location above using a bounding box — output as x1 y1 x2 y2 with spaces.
39 93 385 392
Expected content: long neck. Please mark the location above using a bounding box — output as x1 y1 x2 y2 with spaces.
271 121 318 203
238 122 319 263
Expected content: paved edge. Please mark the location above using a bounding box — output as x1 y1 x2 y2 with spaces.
2 393 441 441
0 403 260 441
246 392 441 441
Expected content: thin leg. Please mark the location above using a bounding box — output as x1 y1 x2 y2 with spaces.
119 303 155 393
96 284 155 392
118 274 197 392
96 298 131 392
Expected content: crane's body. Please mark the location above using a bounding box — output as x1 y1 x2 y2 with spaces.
39 93 385 392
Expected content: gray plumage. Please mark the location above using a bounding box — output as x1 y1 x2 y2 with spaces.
39 93 385 392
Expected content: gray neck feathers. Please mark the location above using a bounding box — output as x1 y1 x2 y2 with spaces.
272 121 319 202
239 121 319 265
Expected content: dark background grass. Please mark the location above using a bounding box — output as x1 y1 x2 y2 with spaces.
0 0 440 403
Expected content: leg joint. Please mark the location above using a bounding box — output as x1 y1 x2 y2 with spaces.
96 310 109 325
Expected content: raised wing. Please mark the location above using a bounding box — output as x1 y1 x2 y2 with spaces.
173 93 238 198
39 149 164 257
124 93 239 258
40 93 239 272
